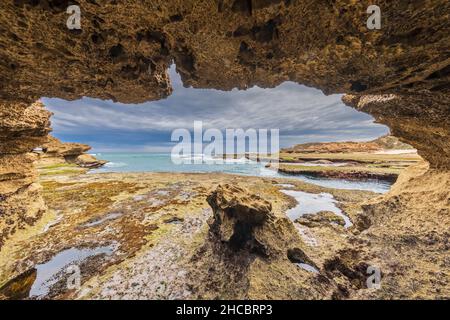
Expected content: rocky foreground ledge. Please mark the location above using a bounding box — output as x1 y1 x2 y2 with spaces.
0 173 355 299
0 167 448 299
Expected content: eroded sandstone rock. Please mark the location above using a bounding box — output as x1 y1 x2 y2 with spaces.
2 1 449 102
296 211 346 228
74 154 107 168
345 162 450 299
0 101 52 154
38 136 107 168
188 184 336 299
41 136 91 157
0 101 51 249
207 184 274 255
343 93 450 169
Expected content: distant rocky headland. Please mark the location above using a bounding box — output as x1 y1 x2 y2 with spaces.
281 135 415 154
272 135 421 182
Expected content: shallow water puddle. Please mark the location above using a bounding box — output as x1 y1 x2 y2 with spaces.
29 245 115 298
296 263 319 273
82 212 123 228
294 223 318 246
281 190 353 228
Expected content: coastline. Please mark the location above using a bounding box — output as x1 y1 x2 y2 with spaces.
1 156 448 300
1 136 447 300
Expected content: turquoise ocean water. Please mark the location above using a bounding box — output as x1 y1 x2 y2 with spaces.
91 153 392 193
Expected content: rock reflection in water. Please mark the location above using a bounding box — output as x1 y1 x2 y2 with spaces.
282 190 353 228
29 245 115 298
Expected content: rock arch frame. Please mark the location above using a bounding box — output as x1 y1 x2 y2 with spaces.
0 0 449 292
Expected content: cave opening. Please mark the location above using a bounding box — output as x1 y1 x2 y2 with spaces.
1 1 448 300
33 64 412 195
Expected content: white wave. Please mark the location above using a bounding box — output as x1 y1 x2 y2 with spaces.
223 157 255 164
104 162 127 168
171 154 256 164
172 154 208 160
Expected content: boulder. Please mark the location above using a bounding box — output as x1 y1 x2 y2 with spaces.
296 211 346 228
186 184 334 299
75 154 108 169
207 184 274 254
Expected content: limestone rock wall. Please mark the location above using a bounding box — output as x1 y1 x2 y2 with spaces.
343 93 450 169
1 1 449 99
350 163 450 299
0 101 51 248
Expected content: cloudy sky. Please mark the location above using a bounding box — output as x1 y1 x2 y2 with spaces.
42 65 388 152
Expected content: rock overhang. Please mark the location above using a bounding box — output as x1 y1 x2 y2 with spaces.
0 1 448 103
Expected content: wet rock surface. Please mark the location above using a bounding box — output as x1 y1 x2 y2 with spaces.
296 211 346 228
0 168 448 299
